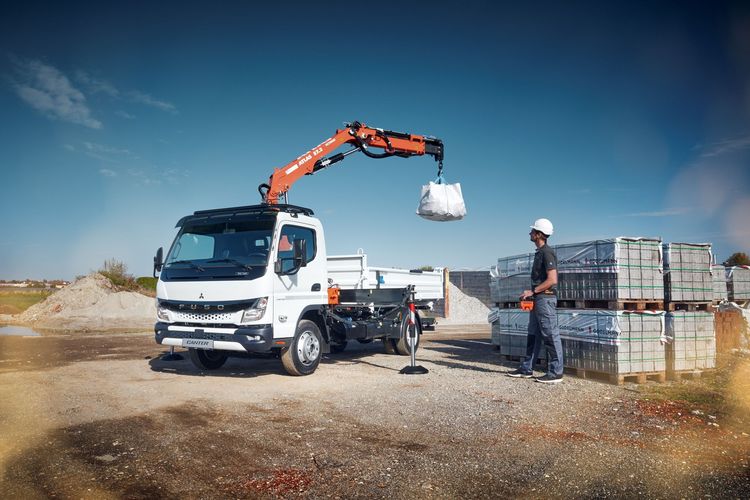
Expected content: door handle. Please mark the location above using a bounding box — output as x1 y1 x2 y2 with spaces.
311 283 321 292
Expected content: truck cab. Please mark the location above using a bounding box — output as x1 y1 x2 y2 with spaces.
154 204 330 374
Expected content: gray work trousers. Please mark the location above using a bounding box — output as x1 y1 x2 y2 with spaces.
520 295 563 376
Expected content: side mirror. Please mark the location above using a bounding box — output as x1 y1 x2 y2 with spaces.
153 247 163 277
293 239 307 267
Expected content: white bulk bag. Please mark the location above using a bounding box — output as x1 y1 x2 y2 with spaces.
416 179 466 221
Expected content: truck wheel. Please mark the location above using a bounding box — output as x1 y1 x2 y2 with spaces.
188 348 228 370
331 341 347 353
395 314 421 356
281 320 322 376
383 338 398 354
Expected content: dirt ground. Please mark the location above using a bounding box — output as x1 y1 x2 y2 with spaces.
0 326 748 499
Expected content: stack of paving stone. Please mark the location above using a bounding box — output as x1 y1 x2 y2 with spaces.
489 237 669 381
665 311 716 371
489 308 666 375
490 237 664 304
489 309 545 361
556 238 664 302
726 266 750 302
662 243 713 303
712 264 728 302
661 243 717 375
560 310 667 374
490 254 533 303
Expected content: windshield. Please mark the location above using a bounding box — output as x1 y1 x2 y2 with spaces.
161 216 275 281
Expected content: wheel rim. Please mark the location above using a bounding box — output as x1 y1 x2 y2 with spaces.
297 330 320 366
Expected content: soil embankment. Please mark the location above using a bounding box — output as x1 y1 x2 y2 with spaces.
10 274 154 332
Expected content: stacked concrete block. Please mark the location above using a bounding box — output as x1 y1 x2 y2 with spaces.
663 243 713 303
489 308 665 375
712 265 728 302
558 310 666 374
666 312 716 371
556 238 664 301
726 266 750 301
491 254 533 303
490 238 664 304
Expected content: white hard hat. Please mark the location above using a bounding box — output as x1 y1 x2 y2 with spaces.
530 218 554 236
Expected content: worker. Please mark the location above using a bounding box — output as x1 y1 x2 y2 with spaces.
507 218 563 384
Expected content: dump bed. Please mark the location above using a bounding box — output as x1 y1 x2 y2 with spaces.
327 253 443 302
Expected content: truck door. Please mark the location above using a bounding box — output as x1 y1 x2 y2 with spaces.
272 224 326 339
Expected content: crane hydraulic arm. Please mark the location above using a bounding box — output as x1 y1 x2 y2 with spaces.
258 121 444 205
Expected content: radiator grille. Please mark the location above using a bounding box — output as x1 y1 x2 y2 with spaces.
173 311 238 323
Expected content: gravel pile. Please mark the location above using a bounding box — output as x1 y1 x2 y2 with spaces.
439 282 490 325
17 273 154 332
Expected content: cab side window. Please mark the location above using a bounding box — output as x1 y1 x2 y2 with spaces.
277 225 316 273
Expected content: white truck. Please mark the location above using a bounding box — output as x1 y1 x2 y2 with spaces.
153 122 446 375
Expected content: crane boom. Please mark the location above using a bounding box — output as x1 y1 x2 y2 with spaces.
258 121 444 205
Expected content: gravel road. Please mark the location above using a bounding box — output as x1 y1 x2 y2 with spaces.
0 326 748 499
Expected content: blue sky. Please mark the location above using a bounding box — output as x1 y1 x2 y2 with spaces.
1 1 749 280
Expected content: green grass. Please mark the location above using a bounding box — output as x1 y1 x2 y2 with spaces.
640 354 749 422
0 290 55 314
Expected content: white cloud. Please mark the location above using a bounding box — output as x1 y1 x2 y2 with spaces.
115 110 135 119
80 141 137 163
99 168 117 177
10 57 102 129
75 70 120 97
701 134 750 158
126 90 177 113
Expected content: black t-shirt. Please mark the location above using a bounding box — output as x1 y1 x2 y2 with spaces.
531 244 557 292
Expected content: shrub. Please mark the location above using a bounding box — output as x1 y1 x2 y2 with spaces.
99 258 137 289
136 277 157 292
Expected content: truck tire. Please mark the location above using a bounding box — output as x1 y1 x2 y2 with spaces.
331 341 347 353
281 319 323 376
188 348 228 370
395 313 421 356
383 338 398 354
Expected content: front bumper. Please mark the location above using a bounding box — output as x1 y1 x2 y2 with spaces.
154 322 283 352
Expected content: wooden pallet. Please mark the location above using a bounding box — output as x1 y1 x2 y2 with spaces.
564 366 666 385
497 302 521 309
556 300 664 311
666 369 706 382
666 302 712 312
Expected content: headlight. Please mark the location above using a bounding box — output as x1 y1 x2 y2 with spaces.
241 297 268 323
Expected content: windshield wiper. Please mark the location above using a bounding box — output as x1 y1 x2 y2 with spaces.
169 260 205 272
206 258 253 271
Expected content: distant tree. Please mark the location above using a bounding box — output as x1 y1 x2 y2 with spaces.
724 252 750 266
419 266 435 271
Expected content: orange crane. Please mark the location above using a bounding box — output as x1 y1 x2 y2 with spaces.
258 121 444 205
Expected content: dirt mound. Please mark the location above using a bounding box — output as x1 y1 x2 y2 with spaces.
439 282 490 325
18 273 154 332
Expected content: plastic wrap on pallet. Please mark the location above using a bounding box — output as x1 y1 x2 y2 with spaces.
712 264 728 302
726 266 750 301
662 243 713 303
489 308 666 374
490 237 664 303
561 310 666 374
556 238 664 301
665 311 716 371
489 308 540 359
